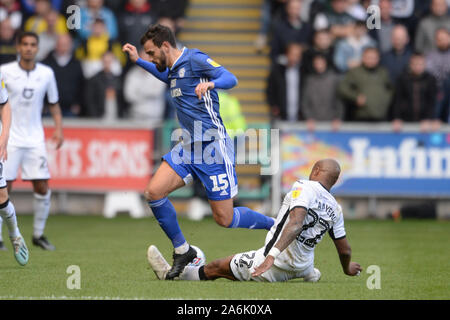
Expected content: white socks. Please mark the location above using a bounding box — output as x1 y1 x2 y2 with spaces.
33 190 51 238
0 199 20 239
174 241 190 255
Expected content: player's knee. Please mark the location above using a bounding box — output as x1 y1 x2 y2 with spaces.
144 185 165 202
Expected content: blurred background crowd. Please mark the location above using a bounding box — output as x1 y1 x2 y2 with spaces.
0 0 449 131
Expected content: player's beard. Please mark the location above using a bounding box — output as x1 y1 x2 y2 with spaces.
155 51 168 72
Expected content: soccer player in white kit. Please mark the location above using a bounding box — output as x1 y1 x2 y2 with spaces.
0 32 63 251
0 70 29 265
148 159 362 282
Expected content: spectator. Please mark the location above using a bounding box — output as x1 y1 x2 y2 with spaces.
381 24 413 83
151 0 190 33
302 54 343 131
338 47 394 121
123 49 167 122
302 28 336 76
313 0 356 39
0 0 22 31
0 18 17 64
440 74 450 123
84 51 122 119
75 17 125 78
334 20 377 73
24 0 67 35
392 53 437 132
35 9 65 60
415 0 450 54
43 33 84 117
368 0 399 53
426 28 450 123
267 42 303 122
79 0 119 40
270 0 311 64
119 0 155 50
20 0 63 15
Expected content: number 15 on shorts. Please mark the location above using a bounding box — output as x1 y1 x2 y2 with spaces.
210 174 229 192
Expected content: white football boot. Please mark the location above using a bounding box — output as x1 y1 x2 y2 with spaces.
147 245 170 280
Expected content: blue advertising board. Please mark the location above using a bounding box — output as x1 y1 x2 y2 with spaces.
281 130 450 197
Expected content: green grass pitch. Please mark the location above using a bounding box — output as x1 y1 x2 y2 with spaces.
0 215 448 300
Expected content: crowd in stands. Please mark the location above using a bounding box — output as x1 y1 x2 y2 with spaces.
264 0 450 131
0 0 188 122
0 0 449 131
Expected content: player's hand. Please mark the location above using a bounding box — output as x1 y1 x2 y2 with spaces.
122 43 139 63
0 134 8 162
251 255 274 277
345 262 362 276
195 81 215 100
52 129 64 150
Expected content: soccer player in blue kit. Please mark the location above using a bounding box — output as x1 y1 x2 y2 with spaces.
122 24 275 279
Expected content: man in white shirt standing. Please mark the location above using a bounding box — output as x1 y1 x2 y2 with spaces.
0 71 29 265
0 31 63 251
149 159 362 282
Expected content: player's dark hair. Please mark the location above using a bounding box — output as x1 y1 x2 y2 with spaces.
140 24 177 48
17 31 39 44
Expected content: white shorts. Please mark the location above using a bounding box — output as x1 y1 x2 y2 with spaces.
4 144 51 181
230 248 314 282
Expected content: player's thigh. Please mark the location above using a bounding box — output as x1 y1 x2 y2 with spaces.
21 145 50 181
144 160 185 201
3 145 25 181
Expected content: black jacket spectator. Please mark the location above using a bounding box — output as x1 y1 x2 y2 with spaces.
84 70 122 118
381 47 413 83
119 0 155 51
43 50 84 117
393 70 437 121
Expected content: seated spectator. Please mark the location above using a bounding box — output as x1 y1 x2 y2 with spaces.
368 0 401 53
24 0 67 35
313 0 356 39
0 18 17 64
267 42 303 122
392 53 437 132
75 17 125 78
0 0 22 31
43 33 84 117
338 47 394 121
119 0 155 50
415 0 450 54
123 49 167 122
84 51 123 119
302 54 343 131
302 28 336 75
381 24 412 83
333 20 377 73
270 0 311 64
79 0 119 41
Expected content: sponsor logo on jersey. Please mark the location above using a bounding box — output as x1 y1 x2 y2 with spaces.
207 58 221 68
170 79 176 88
171 88 183 98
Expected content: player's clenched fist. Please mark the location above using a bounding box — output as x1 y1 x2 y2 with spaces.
122 43 139 63
195 81 215 100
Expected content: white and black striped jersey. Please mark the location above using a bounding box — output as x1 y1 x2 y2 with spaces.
0 61 59 147
264 179 346 272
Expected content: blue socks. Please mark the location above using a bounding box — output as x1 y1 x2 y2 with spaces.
228 207 274 230
148 197 186 249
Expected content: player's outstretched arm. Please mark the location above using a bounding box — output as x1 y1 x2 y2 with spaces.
48 103 64 149
252 207 307 277
332 237 362 276
0 101 11 161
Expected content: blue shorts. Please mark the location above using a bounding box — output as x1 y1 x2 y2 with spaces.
162 140 238 201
